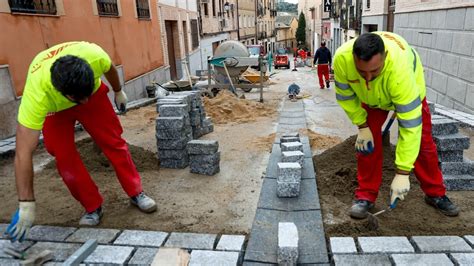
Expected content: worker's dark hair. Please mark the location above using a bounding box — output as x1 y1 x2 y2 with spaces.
353 33 385 61
321 41 326 47
51 55 94 100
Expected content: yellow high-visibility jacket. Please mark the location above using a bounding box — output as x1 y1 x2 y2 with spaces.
333 31 426 171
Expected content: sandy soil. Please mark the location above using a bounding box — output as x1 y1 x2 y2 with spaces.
314 136 474 237
0 87 283 234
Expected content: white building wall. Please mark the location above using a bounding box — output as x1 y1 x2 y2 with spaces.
199 33 231 70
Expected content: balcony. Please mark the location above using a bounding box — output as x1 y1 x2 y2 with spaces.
8 0 57 15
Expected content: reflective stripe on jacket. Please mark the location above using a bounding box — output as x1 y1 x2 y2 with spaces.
333 31 426 171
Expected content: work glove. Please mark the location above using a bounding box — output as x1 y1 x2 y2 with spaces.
114 90 128 113
355 127 374 154
390 174 410 207
5 202 35 242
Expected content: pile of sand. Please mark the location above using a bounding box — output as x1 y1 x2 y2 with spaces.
203 90 275 124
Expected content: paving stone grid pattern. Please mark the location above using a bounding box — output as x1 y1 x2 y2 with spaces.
0 225 246 265
330 236 474 266
244 99 329 265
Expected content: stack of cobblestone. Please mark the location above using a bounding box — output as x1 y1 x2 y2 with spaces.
277 133 304 197
187 140 220 175
429 104 473 190
172 91 214 139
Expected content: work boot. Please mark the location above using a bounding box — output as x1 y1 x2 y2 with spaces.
320 86 325 90
326 81 330 88
79 206 103 226
424 195 459 216
349 199 374 219
131 192 157 213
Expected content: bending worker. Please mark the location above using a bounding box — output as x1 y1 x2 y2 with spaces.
333 32 459 219
6 41 157 242
313 41 332 89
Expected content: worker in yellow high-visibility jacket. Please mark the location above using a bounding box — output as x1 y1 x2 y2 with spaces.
333 32 459 219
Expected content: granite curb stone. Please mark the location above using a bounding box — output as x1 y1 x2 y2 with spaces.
156 116 188 129
332 254 391 266
329 237 357 254
159 104 190 118
276 181 300 197
390 254 453 266
443 174 474 190
431 118 459 135
281 142 303 152
438 150 464 162
465 235 474 246
128 247 159 265
281 151 304 166
277 162 302 182
433 134 470 151
278 222 298 265
187 140 219 155
216 235 246 251
27 225 76 242
440 161 474 175
189 250 240 265
450 253 474 265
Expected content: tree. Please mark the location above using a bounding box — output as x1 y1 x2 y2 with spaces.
296 12 306 48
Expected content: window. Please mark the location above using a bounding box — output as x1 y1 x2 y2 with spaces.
366 0 370 9
212 0 216 17
136 0 150 19
97 0 119 16
8 0 57 15
191 19 199 49
203 3 208 16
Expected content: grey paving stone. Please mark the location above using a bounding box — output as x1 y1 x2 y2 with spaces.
277 123 306 134
27 225 76 242
127 247 159 265
0 240 34 259
433 133 470 151
114 230 168 247
83 245 134 264
279 112 306 118
391 254 453 266
277 180 300 197
27 242 81 262
156 116 188 130
281 142 303 153
444 174 474 190
258 177 320 211
464 235 474 246
450 253 474 266
158 148 188 160
440 161 474 175
431 119 459 136
156 127 192 140
279 117 307 125
412 236 472 252
274 134 309 145
278 222 298 265
189 152 220 165
216 235 245 251
189 250 239 266
358 237 414 253
65 228 120 244
244 209 328 264
157 138 190 150
438 150 464 162
277 162 301 182
333 254 391 266
159 104 189 117
281 151 304 166
187 140 219 154
330 237 357 254
165 232 217 250
160 158 189 169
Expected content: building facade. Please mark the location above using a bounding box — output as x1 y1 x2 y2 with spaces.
0 0 166 139
298 0 324 54
257 0 277 54
238 0 257 45
275 16 298 50
197 0 239 70
360 0 390 33
158 0 200 79
393 0 474 114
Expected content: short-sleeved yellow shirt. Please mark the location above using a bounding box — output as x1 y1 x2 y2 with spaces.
18 41 112 130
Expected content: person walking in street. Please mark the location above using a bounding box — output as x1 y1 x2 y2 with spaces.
333 32 459 219
5 41 157 242
313 41 332 89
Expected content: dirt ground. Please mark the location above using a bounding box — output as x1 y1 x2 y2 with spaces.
314 135 474 237
0 87 285 234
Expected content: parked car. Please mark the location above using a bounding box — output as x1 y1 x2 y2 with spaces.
247 45 265 71
274 48 290 69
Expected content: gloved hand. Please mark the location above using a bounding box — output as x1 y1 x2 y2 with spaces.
114 90 128 113
355 127 374 154
5 202 35 242
390 174 410 207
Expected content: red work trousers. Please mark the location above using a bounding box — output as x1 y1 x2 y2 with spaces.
43 83 143 212
317 64 330 88
355 98 446 202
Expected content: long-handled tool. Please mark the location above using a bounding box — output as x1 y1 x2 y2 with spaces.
367 198 398 230
382 112 397 137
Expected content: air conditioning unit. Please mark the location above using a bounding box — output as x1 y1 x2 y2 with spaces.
200 0 209 3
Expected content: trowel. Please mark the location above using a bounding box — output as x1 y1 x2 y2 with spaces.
367 198 398 230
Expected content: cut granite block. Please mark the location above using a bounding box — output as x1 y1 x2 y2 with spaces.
281 142 303 152
187 140 219 155
83 245 134 264
157 138 190 150
65 228 120 244
160 158 189 169
412 236 472 252
391 254 452 266
431 114 446 120
190 162 220 176
277 162 302 182
158 148 188 160
358 237 414 253
192 126 204 139
444 175 474 190
159 104 189 118
166 95 191 106
329 237 357 254
431 119 459 136
438 150 464 162
333 254 391 266
156 116 188 130
190 109 202 126
27 225 76 242
165 232 217 250
189 152 220 164
156 127 192 140
277 181 300 198
27 242 81 262
440 161 474 175
433 134 470 151
156 99 187 112
128 247 159 265
281 136 300 143
282 151 304 166
278 222 298 265
114 230 168 247
216 235 246 251
189 250 240 266
450 253 474 266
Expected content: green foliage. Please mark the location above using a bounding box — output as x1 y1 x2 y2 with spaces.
276 2 297 13
296 12 306 46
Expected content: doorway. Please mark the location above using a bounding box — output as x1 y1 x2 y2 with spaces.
165 20 178 80
387 0 395 32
